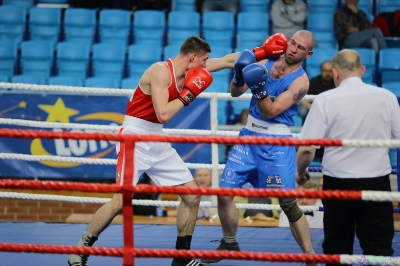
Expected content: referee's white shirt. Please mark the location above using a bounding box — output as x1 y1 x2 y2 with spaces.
300 77 400 178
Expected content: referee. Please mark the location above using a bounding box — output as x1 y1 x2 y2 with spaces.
295 49 400 265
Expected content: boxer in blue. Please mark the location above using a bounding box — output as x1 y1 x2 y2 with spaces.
202 30 320 266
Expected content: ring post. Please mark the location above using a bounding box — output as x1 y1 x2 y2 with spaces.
123 139 134 266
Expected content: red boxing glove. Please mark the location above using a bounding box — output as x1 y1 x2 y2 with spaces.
253 33 288 61
178 67 213 106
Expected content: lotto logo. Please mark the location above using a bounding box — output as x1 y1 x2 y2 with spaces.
192 77 205 90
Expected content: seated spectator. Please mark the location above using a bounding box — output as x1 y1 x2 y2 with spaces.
298 61 335 161
270 0 307 39
278 181 323 229
334 0 387 57
243 197 280 220
201 0 239 14
318 177 323 191
193 168 218 220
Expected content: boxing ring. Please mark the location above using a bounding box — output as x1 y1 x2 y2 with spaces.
1 83 400 265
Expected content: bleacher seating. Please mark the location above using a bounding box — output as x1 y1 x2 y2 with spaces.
56 41 90 79
0 40 18 79
237 12 269 48
20 40 54 78
133 10 165 47
28 7 61 47
63 8 96 45
307 13 337 48
48 76 83 86
85 77 120 88
305 48 337 79
173 0 196 11
167 10 200 45
202 11 234 48
239 0 269 13
121 76 139 89
99 9 131 46
127 44 162 77
379 48 400 84
0 5 26 46
91 43 126 79
377 0 400 14
12 74 46 84
382 82 400 96
163 44 180 60
3 0 34 9
353 48 375 84
307 0 337 14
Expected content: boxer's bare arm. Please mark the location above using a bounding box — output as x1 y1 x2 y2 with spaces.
256 73 309 119
206 52 239 72
150 63 184 124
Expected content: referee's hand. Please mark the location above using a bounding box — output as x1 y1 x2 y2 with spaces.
295 170 310 186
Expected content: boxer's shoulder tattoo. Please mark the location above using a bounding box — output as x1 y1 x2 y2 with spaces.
293 87 307 101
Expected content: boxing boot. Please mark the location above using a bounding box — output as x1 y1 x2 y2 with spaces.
200 238 240 264
68 231 98 266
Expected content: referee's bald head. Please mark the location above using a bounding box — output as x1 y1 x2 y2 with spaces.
332 49 362 77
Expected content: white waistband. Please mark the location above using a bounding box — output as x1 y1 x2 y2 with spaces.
122 115 163 134
245 115 291 135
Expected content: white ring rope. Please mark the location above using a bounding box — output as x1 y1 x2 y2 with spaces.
0 153 226 170
340 255 400 265
0 82 316 101
0 118 242 136
0 192 321 212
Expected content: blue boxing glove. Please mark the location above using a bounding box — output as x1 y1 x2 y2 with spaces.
233 49 256 86
242 63 269 100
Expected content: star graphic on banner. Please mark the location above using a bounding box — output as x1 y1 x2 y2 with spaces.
38 98 79 123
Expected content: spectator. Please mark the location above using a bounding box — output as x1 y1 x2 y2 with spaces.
193 169 217 220
317 177 323 191
334 0 387 58
298 61 335 161
270 0 307 39
243 197 280 220
278 181 323 229
236 107 249 126
201 0 239 14
296 49 398 264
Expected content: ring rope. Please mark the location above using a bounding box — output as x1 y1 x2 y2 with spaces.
1 180 400 202
0 118 243 136
0 82 317 101
0 243 397 265
3 128 400 148
0 191 323 212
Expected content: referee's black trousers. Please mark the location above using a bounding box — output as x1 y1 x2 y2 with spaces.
322 175 394 266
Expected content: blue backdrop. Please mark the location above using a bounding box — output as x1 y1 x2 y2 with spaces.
0 92 211 180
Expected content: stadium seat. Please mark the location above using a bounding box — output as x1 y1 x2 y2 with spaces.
0 40 18 79
0 5 26 46
210 46 232 58
20 40 54 78
127 44 162 77
307 13 337 48
173 0 196 11
377 0 400 14
239 0 269 13
212 68 231 84
163 44 181 60
305 48 337 79
28 7 62 47
85 77 120 88
48 76 83 86
167 11 200 45
56 41 91 79
353 48 375 84
99 9 131 46
389 148 397 167
307 0 337 13
237 12 269 48
202 11 234 48
92 43 126 79
133 10 165 47
121 76 140 89
382 82 400 96
12 74 46 84
206 78 229 93
64 8 96 45
379 48 400 83
3 0 34 9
